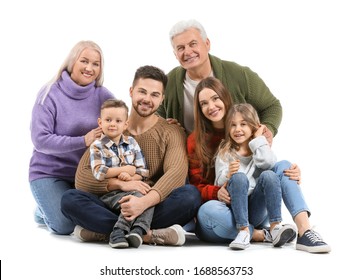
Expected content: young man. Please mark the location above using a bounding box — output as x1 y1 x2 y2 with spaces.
61 65 201 246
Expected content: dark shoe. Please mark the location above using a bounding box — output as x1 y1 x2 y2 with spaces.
296 229 331 253
74 225 109 242
109 229 129 248
126 233 143 248
126 226 143 248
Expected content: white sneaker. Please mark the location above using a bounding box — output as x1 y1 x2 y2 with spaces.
271 224 297 247
229 230 250 250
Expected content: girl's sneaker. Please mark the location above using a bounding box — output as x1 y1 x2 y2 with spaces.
271 224 297 247
229 230 250 250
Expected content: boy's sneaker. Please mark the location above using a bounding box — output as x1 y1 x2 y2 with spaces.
229 230 250 250
126 227 144 248
271 224 297 247
74 225 109 242
109 229 129 248
296 229 331 253
150 224 185 246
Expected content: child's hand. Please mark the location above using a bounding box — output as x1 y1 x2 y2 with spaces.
255 124 273 146
118 172 132 181
228 159 240 177
123 165 137 176
254 124 266 138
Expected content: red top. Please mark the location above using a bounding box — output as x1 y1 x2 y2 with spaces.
187 129 225 203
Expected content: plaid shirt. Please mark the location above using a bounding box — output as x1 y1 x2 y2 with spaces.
90 134 149 181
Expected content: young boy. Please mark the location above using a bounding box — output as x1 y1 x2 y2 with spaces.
90 98 151 248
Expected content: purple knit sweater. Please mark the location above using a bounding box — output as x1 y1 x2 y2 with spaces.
29 71 114 182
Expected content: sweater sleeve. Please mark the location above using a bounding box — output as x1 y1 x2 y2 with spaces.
243 68 282 136
152 124 188 201
214 155 229 186
187 133 220 202
30 99 86 155
249 136 277 170
75 148 110 195
211 55 282 136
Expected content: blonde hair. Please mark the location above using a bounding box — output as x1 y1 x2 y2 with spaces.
217 103 260 160
39 40 104 104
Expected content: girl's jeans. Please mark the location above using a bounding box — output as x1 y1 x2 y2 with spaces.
196 160 310 243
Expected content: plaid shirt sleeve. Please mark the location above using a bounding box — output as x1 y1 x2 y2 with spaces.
90 141 109 181
123 137 149 179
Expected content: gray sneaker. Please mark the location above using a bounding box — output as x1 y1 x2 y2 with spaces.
151 225 185 246
74 225 109 242
271 224 297 247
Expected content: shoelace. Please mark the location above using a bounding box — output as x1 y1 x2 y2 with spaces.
305 230 323 244
151 230 165 245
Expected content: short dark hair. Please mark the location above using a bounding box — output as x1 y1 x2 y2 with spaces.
100 99 129 119
132 65 168 92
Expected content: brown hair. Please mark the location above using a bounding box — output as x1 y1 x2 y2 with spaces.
100 98 129 119
193 77 233 179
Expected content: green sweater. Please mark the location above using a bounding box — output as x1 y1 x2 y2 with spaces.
157 54 282 136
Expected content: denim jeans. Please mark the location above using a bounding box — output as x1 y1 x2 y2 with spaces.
30 177 76 235
61 184 201 234
196 171 282 243
272 160 310 217
100 190 154 234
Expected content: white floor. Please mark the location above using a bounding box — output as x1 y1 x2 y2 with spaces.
2 211 347 280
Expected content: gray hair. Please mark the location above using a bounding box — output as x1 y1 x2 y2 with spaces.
169 19 208 47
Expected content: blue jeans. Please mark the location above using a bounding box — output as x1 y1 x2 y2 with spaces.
196 170 282 243
30 177 76 235
61 184 201 234
272 160 310 218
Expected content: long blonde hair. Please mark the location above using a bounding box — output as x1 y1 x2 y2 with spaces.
217 103 260 160
38 40 105 104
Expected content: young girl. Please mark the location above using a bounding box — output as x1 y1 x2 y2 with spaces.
214 103 295 250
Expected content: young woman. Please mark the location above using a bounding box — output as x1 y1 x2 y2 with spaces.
29 40 114 235
187 77 331 253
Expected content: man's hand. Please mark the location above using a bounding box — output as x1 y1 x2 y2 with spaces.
262 125 273 146
284 163 301 184
119 195 146 221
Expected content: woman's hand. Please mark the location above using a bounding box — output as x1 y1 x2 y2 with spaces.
217 183 231 204
84 127 103 146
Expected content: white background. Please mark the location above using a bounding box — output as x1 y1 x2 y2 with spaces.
1 0 351 279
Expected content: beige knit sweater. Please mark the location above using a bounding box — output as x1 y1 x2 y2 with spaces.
75 117 188 201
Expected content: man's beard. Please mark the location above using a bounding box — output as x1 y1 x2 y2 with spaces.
132 102 156 118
